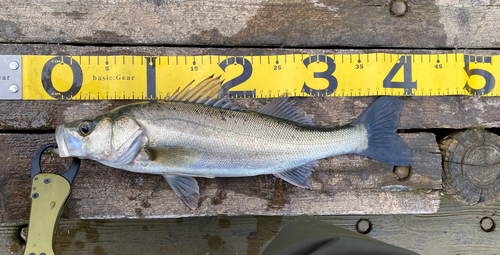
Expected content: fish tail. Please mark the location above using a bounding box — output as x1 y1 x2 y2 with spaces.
351 97 413 166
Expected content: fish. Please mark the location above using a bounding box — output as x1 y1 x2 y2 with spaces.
55 76 413 209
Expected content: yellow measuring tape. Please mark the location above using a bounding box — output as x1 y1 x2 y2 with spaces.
8 53 498 100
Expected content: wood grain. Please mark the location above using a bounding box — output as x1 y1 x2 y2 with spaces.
319 197 500 255
440 129 500 205
0 132 440 222
0 0 498 48
4 96 500 131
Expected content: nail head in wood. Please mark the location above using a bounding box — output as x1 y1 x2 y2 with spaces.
393 166 411 181
390 0 407 17
480 217 495 232
356 218 372 234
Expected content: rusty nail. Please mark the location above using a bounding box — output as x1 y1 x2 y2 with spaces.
393 166 411 181
480 217 495 232
390 0 407 17
356 218 372 234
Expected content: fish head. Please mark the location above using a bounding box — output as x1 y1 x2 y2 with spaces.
55 115 113 160
55 112 145 166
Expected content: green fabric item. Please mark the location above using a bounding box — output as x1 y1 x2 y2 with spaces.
261 217 419 255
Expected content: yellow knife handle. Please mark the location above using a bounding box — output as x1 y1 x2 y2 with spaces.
24 173 71 255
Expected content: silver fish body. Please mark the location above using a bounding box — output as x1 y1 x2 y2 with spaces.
59 101 366 176
55 77 413 209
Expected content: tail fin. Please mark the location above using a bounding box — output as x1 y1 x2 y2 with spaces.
351 97 413 166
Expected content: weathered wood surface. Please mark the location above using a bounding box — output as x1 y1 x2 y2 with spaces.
5 96 500 131
320 197 500 255
441 129 500 204
2 197 498 255
0 131 440 221
1 1 500 48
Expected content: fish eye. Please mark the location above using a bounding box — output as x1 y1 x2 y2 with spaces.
79 121 93 136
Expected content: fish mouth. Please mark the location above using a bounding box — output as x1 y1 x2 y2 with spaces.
55 125 84 158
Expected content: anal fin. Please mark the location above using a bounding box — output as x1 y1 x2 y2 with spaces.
274 161 318 189
163 174 200 210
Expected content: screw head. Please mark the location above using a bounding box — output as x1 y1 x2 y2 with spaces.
9 61 19 70
9 85 19 93
480 217 495 232
356 218 372 234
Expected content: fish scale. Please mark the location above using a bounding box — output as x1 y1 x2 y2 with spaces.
121 101 366 177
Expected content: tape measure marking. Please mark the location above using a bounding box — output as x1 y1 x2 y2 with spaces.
7 53 498 100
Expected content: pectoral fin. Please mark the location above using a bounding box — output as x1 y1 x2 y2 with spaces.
146 147 201 168
163 174 200 210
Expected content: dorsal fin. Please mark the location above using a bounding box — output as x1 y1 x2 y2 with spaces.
256 97 314 127
166 75 239 110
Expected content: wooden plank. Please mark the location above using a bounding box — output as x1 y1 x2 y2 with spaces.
1 1 499 48
1 197 497 255
319 198 500 255
0 132 440 222
4 95 500 131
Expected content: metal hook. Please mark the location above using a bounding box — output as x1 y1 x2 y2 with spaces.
30 143 80 184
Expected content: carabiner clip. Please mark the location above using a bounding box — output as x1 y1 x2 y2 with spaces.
30 143 80 184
